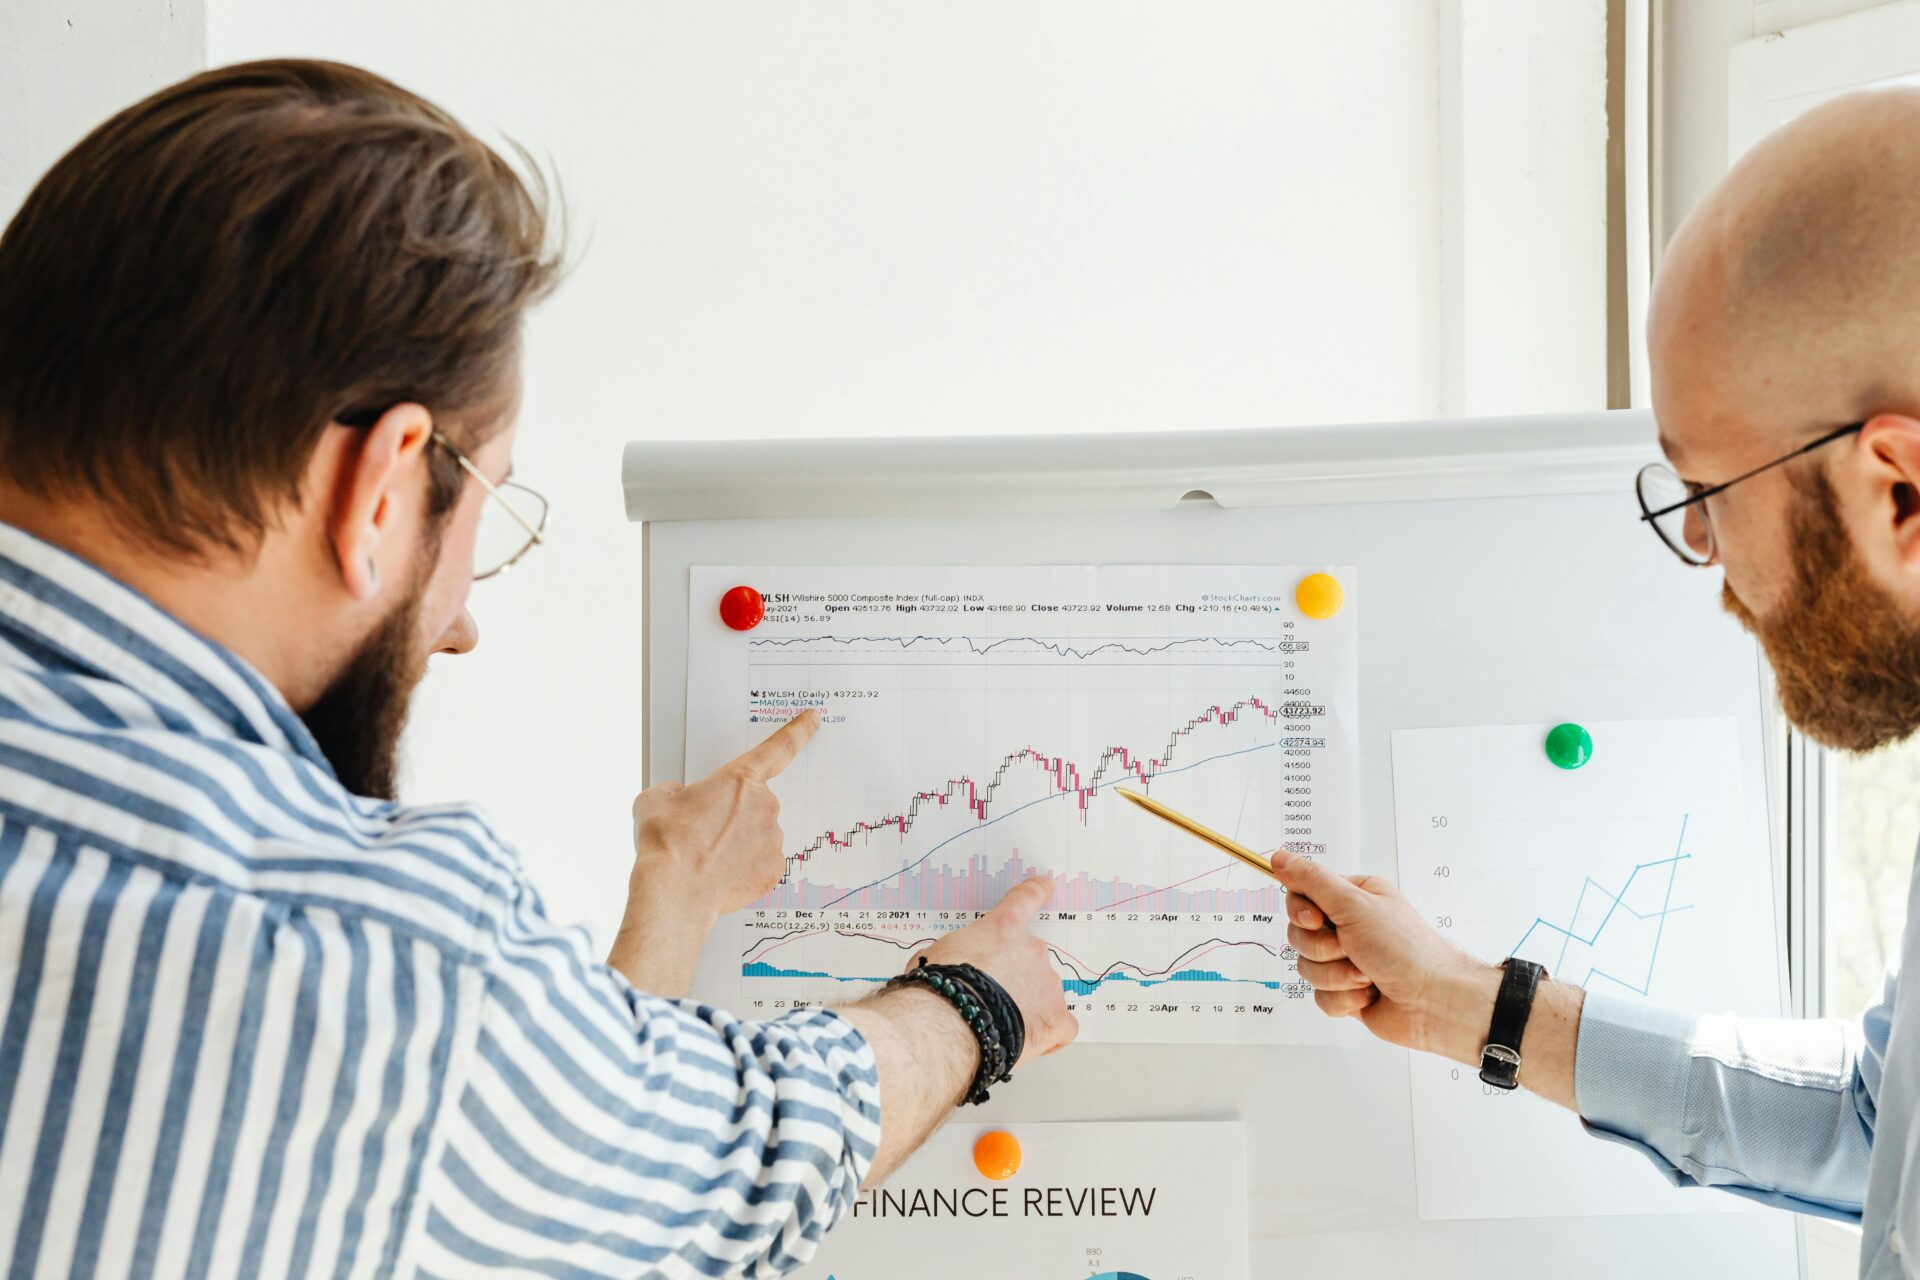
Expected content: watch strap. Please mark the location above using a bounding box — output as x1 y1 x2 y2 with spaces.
1478 958 1545 1091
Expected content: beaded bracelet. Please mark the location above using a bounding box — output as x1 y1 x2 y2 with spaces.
886 958 1025 1105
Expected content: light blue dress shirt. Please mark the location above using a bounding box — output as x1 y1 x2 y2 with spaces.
1576 839 1920 1278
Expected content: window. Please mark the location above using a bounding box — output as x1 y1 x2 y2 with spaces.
1828 744 1920 1017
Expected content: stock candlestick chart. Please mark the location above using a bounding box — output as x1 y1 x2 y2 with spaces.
788 692 1286 854
774 694 1291 899
1391 718 1781 1221
684 565 1360 1045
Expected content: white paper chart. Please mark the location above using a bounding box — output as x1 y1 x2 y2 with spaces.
790 1121 1248 1280
684 565 1358 1044
1392 718 1779 1220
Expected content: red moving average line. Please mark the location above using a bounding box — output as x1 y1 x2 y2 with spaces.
785 694 1287 877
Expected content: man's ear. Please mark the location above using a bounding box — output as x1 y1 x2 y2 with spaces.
328 402 434 602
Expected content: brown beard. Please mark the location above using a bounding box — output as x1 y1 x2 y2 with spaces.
1721 469 1920 751
300 571 430 800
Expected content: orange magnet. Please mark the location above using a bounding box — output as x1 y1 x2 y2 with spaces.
972 1130 1022 1181
1295 572 1344 620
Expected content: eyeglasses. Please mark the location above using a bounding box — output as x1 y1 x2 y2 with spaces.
1635 421 1863 567
429 431 549 580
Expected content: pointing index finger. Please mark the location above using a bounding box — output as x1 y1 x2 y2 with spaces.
736 710 820 780
988 874 1055 923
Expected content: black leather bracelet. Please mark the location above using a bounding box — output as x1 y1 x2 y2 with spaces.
1478 958 1546 1091
885 958 1025 1105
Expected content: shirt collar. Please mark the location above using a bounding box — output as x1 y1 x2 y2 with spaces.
0 521 334 772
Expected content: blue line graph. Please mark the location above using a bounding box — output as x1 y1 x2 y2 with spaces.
1511 815 1694 996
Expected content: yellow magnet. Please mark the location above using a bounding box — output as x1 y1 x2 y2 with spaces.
973 1130 1022 1180
1295 572 1344 620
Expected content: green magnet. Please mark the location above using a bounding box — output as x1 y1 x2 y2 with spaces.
1544 722 1593 770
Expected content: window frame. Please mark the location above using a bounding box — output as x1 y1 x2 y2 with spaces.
1782 722 1829 1020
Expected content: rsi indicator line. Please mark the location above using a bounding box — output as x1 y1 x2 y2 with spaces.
1511 814 1693 996
786 694 1302 873
749 634 1310 660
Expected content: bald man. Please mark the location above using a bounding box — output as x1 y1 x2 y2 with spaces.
1276 88 1920 1274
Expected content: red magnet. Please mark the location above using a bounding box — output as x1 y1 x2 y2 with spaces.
720 585 765 631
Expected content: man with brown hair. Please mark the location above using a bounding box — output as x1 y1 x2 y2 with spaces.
0 60 1074 1277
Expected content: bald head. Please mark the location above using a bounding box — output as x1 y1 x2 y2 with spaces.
1643 88 1920 752
1651 88 1920 463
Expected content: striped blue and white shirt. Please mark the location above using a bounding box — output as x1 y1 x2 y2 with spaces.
0 523 881 1279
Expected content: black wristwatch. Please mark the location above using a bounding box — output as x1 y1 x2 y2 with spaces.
1478 958 1546 1091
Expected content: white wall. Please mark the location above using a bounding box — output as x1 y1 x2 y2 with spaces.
206 2 1453 941
0 4 1618 943
0 0 205 222
194 1 1613 942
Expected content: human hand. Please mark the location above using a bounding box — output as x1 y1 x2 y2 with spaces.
1271 854 1498 1063
914 875 1078 1065
627 710 819 924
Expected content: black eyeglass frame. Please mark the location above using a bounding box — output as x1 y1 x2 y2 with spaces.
1636 420 1864 566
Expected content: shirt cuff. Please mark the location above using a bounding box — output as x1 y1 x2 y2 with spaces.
778 1005 884 1188
1574 989 1698 1139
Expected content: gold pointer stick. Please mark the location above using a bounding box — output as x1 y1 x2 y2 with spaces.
1112 787 1281 881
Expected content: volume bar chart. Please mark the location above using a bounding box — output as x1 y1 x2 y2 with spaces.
754 849 1285 913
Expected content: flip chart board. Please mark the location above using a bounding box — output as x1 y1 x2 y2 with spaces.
625 411 1801 1278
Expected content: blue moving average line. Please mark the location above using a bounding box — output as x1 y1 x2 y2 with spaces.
813 738 1283 909
1510 814 1694 996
